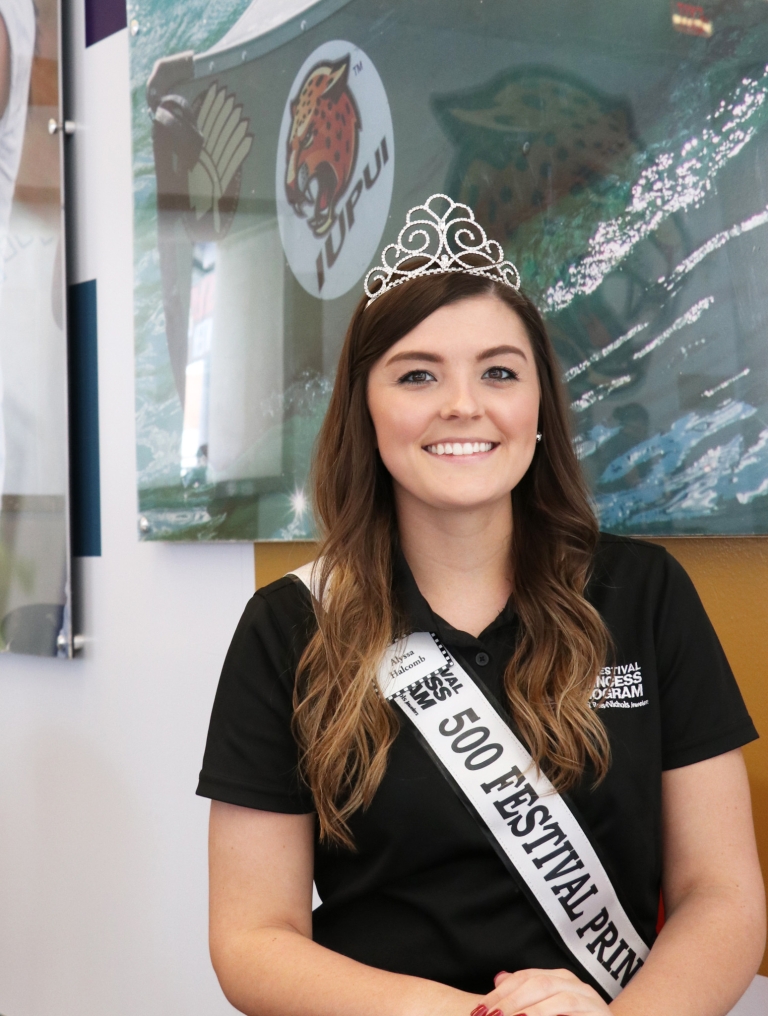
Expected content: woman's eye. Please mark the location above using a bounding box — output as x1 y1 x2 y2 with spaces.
398 370 435 385
483 365 519 382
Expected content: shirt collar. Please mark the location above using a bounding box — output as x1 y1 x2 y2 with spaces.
393 547 517 650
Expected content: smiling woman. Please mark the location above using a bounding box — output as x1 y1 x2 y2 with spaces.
367 296 540 521
197 197 764 1016
299 270 613 803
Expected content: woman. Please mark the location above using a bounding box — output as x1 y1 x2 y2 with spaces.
197 196 765 1016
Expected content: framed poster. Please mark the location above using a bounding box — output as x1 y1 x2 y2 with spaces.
0 0 72 654
130 0 768 540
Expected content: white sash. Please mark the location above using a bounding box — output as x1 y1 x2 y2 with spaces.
289 563 650 999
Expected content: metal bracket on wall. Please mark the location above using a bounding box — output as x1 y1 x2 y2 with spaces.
48 119 76 135
56 633 86 654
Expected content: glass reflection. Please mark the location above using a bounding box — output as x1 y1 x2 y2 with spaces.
130 0 768 538
0 0 70 655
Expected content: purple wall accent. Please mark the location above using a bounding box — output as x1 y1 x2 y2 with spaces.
85 0 127 47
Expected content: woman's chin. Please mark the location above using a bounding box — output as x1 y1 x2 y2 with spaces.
403 484 513 515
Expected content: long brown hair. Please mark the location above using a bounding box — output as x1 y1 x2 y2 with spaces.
293 272 610 847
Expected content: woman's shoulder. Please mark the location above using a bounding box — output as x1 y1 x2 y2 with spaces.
589 532 690 603
239 568 317 648
253 567 316 606
198 569 318 813
215 569 318 705
594 531 671 572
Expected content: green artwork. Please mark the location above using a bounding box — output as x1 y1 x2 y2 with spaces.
129 0 768 539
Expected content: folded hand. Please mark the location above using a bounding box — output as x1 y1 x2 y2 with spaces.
470 967 612 1016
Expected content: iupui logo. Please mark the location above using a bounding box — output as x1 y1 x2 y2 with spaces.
276 41 395 300
284 57 361 237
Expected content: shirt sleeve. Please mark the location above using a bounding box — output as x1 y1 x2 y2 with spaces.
653 551 758 770
196 579 315 813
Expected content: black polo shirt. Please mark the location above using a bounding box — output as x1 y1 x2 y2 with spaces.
197 534 757 994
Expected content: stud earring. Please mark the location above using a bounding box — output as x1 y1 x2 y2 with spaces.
536 432 542 443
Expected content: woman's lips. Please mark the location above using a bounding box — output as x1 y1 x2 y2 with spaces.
423 441 498 456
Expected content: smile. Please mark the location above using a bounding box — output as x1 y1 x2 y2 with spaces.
423 441 498 456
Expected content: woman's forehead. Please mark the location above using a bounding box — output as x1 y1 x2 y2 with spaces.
387 294 532 359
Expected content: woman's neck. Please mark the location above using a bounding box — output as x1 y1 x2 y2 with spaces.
395 489 514 638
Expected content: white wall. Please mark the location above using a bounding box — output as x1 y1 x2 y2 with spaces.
0 11 251 1016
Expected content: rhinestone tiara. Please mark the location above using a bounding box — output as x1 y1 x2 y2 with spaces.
364 193 520 306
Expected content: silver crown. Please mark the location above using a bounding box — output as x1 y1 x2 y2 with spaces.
364 193 520 305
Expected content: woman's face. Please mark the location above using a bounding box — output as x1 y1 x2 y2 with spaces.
366 293 541 514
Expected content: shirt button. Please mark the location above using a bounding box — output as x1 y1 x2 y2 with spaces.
475 652 490 667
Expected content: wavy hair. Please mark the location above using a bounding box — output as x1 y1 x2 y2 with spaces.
292 273 610 847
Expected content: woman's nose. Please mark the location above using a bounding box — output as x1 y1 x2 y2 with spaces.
439 379 482 419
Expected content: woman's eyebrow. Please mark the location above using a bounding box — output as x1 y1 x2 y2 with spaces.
477 344 528 361
385 350 444 366
385 344 527 366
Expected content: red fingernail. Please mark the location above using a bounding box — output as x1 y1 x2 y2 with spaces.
487 1010 504 1016
470 1007 488 1016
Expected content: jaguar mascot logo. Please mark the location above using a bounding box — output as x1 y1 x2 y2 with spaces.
284 55 361 238
277 41 394 300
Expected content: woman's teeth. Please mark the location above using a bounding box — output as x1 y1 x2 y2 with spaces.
424 441 495 456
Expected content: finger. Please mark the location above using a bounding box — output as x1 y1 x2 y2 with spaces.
482 971 570 1011
509 988 609 1015
486 967 586 998
494 968 579 987
482 971 602 1013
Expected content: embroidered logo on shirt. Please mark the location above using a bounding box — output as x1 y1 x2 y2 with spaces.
590 663 648 710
